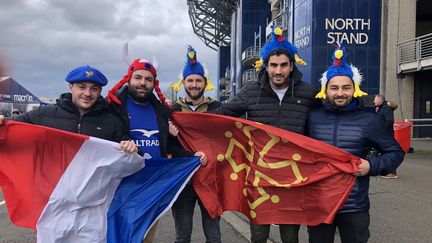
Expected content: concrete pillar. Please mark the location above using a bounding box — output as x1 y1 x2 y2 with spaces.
381 0 416 121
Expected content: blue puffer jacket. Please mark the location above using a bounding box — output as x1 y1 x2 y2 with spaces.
307 99 404 213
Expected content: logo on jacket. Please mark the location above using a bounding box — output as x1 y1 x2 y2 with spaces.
130 129 159 138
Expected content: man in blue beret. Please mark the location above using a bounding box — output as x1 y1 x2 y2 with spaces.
0 65 137 153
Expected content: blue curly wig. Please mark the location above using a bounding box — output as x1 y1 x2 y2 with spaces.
182 45 205 79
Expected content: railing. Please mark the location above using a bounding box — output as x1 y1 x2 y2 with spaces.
273 13 288 29
266 13 288 37
397 33 432 73
242 46 261 62
404 118 432 128
242 69 257 86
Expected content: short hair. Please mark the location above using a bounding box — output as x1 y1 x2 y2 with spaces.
376 94 385 100
264 49 294 66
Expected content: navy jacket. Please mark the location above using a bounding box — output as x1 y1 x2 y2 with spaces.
308 100 404 213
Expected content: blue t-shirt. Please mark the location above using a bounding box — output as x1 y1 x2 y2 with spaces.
126 96 161 158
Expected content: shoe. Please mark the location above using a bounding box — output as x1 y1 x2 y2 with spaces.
382 173 399 179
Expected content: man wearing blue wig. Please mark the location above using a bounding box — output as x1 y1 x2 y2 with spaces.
214 26 316 243
307 44 404 243
171 46 222 243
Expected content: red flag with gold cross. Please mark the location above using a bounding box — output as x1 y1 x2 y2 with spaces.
172 112 360 226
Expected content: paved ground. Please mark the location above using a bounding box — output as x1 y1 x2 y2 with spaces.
1 140 431 242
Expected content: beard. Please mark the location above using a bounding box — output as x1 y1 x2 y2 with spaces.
128 85 153 103
329 95 353 107
185 88 205 101
269 74 290 88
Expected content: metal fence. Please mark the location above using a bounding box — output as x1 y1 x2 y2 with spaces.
242 46 261 62
397 33 432 72
404 118 432 128
242 69 257 86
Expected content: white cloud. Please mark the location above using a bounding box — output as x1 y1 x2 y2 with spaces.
0 0 218 98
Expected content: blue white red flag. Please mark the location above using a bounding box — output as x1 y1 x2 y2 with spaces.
0 121 200 242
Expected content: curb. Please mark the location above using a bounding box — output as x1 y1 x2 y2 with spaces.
222 212 280 243
221 212 250 241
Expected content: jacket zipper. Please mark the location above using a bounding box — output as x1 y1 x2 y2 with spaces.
333 114 339 147
77 116 83 134
277 85 289 128
277 103 282 128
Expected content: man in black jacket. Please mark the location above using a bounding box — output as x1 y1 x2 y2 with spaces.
216 26 316 243
106 58 207 243
308 45 404 243
0 65 137 153
374 94 400 179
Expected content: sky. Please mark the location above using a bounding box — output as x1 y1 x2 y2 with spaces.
0 0 218 99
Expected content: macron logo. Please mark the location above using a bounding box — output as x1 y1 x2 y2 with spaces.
130 129 159 138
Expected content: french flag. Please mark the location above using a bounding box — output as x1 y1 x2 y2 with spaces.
0 121 200 242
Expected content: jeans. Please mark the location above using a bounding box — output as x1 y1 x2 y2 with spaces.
250 223 300 243
172 184 221 243
308 211 370 243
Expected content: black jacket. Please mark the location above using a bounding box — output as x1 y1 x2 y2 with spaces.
13 93 128 142
218 67 316 134
308 100 404 213
377 102 395 136
109 86 193 158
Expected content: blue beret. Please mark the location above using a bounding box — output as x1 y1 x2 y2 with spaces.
65 65 108 86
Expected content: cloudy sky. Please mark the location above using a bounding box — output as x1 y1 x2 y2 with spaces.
0 0 218 98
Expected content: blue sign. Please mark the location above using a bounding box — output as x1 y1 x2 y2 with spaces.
293 0 382 95
294 0 313 84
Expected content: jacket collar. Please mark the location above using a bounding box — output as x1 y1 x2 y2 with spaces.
176 96 215 108
323 98 363 112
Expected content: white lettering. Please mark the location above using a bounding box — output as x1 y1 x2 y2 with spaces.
345 18 354 30
134 139 160 147
362 18 371 30
13 94 33 102
294 26 311 39
294 25 311 48
325 18 371 45
295 37 310 48
325 18 371 30
327 33 335 43
327 32 369 44
325 18 333 30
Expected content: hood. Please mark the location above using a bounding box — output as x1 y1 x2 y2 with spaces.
57 92 106 114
